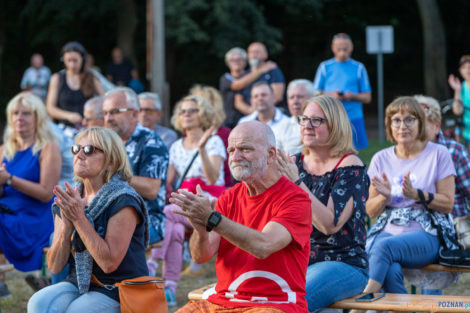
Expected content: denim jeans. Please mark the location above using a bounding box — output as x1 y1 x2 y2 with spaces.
367 230 440 293
27 281 120 313
305 261 368 311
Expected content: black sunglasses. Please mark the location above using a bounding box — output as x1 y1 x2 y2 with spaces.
71 144 103 156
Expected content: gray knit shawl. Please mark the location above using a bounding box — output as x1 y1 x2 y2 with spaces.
52 174 149 294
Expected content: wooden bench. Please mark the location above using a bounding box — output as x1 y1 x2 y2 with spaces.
409 263 470 294
188 284 470 312
0 264 14 275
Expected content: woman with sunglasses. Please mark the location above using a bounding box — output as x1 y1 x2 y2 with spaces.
0 93 61 284
46 42 104 137
349 97 457 313
276 95 369 311
28 127 148 313
146 94 226 306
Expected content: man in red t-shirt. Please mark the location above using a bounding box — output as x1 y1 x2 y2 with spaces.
171 121 312 313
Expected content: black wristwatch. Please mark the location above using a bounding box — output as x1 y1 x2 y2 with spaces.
206 211 222 232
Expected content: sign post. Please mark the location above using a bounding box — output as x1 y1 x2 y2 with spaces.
366 26 394 144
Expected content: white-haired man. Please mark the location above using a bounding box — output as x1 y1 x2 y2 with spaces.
82 96 104 127
274 79 316 155
103 87 169 243
138 92 177 150
171 121 311 313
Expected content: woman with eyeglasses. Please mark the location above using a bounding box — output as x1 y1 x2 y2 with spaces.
349 97 456 313
276 95 369 311
28 127 148 313
0 93 61 287
46 42 104 137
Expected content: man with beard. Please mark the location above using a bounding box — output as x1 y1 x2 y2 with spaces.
237 82 288 134
103 87 169 244
170 121 312 313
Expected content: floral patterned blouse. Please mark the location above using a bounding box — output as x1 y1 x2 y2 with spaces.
295 154 369 269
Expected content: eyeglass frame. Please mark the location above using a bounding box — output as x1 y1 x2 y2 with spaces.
390 116 417 128
178 108 199 116
102 108 134 116
297 115 328 128
71 144 104 156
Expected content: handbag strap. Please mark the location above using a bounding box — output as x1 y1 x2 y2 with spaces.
91 274 116 290
418 190 463 250
176 150 199 190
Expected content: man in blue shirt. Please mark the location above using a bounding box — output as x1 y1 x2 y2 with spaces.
103 87 169 244
313 33 372 149
237 42 286 111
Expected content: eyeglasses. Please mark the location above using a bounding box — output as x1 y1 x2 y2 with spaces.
297 115 328 128
71 144 103 156
103 108 134 116
391 116 417 128
140 108 159 114
178 108 199 116
83 116 103 122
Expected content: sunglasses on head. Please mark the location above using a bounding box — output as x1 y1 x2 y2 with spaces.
71 144 103 156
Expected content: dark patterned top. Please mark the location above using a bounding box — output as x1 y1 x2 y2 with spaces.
295 154 369 269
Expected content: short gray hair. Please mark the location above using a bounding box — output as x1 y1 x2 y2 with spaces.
138 92 162 110
225 47 247 66
414 94 441 124
84 96 104 117
105 87 140 110
287 79 316 96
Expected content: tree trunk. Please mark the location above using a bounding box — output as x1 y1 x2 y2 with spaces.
117 0 138 65
416 0 448 99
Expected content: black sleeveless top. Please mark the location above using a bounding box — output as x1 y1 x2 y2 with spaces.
56 70 89 127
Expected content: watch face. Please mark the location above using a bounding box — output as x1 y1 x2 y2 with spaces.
209 213 219 224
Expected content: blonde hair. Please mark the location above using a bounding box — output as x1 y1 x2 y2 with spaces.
171 95 217 132
385 96 427 144
3 92 56 160
414 94 441 125
190 84 226 127
74 127 133 183
302 95 357 157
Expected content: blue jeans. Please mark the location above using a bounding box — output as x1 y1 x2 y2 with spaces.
367 230 440 293
28 281 120 313
305 261 368 311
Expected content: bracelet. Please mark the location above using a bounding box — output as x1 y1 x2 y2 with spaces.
426 192 434 204
294 178 303 186
416 189 434 206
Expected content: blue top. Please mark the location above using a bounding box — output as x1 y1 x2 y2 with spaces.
0 146 54 271
295 154 369 269
125 123 169 242
57 195 148 301
239 67 285 105
460 81 470 140
313 58 371 121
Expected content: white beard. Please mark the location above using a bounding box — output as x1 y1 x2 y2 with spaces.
229 154 268 181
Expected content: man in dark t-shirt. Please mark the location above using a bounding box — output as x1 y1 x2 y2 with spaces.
106 47 138 86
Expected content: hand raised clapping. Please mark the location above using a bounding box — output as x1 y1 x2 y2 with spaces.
276 150 300 182
53 182 87 226
371 172 391 200
402 171 418 201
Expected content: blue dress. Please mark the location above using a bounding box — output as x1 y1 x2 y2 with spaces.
0 146 54 271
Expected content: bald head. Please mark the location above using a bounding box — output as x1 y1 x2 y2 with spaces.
247 42 268 68
228 121 277 183
331 34 353 62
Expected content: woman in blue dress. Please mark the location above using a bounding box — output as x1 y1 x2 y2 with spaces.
0 92 61 272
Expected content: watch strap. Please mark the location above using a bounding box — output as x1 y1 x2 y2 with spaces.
206 211 222 232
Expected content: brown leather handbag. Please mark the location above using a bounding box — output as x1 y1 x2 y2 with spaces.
92 275 168 313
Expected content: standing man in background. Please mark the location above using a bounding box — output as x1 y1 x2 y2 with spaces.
20 53 51 101
313 33 372 149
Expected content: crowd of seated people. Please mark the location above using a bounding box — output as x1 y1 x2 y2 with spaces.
0 36 466 312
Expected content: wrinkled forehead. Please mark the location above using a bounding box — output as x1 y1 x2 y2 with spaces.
229 127 265 148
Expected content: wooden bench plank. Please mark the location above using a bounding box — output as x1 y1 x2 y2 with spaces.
188 283 215 300
330 293 470 312
419 264 470 273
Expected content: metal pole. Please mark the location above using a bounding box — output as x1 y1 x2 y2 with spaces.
377 31 385 144
377 52 384 144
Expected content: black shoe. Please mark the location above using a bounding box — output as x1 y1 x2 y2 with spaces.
25 274 50 291
0 282 12 299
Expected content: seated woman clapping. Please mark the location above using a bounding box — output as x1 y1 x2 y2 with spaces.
350 97 457 313
277 95 369 311
28 127 148 313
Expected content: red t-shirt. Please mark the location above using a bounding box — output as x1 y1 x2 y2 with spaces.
206 176 312 313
